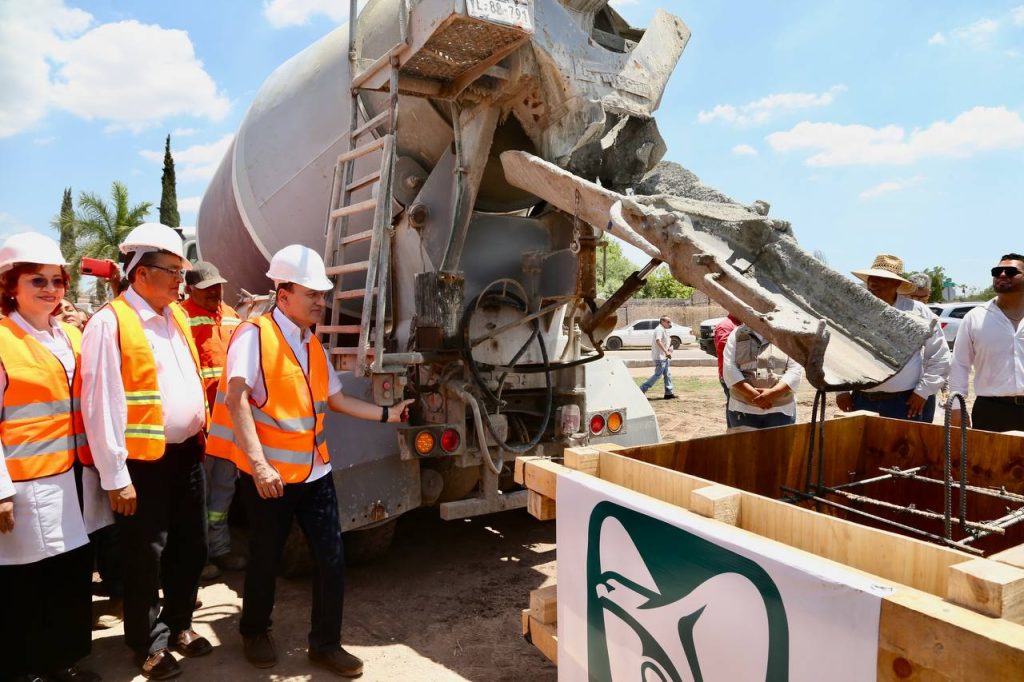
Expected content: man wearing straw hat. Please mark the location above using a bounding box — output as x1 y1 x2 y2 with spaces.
836 254 949 421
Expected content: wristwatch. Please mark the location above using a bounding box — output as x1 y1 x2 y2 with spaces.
380 405 389 423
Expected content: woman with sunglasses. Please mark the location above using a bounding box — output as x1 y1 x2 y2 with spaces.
0 233 102 682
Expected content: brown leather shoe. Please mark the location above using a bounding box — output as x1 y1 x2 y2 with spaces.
136 649 181 680
48 666 102 682
171 629 213 658
308 647 364 677
243 632 277 668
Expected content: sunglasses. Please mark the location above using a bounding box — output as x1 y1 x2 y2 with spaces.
145 264 187 279
26 275 67 290
991 266 1022 278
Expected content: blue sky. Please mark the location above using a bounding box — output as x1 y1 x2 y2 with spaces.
1 0 1022 291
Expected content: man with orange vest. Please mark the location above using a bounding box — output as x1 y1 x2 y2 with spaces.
181 261 245 580
81 223 214 681
206 244 412 678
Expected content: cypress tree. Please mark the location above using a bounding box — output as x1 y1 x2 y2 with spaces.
159 134 181 232
57 187 79 299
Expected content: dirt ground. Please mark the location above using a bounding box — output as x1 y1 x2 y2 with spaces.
83 366 955 681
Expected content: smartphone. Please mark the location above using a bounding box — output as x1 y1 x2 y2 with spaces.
81 257 117 278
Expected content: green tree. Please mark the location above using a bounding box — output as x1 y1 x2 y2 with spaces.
50 187 78 299
74 181 152 301
597 240 642 298
159 134 180 231
639 265 694 300
923 265 946 303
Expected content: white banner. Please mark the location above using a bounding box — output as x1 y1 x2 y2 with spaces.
556 471 893 682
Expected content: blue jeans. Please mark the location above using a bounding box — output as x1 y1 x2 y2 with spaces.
852 390 927 422
641 359 674 395
204 456 238 558
728 410 795 430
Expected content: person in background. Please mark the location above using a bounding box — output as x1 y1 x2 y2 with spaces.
206 245 412 677
0 233 102 682
722 324 804 431
837 255 949 422
713 314 740 426
639 315 677 400
81 223 213 680
58 298 88 330
949 253 1024 432
906 273 932 304
181 262 246 581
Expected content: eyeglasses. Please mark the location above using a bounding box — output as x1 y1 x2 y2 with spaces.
26 276 67 290
991 266 1022 278
146 264 187 279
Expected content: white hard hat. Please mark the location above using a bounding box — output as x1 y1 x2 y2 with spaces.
120 222 191 273
0 232 68 274
266 244 333 292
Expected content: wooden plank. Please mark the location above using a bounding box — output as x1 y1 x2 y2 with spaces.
528 491 556 521
947 559 1024 624
518 458 560 500
564 446 600 477
525 615 558 664
529 585 558 625
878 588 1024 681
590 442 625 452
990 543 1024 570
598 451 712 510
690 484 741 525
520 608 530 637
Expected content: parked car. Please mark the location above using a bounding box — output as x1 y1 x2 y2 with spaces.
605 319 695 350
928 302 985 348
698 316 725 356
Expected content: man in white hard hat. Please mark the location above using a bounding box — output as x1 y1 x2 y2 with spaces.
206 244 412 678
81 223 213 680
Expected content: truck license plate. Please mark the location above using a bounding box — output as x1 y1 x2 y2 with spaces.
467 0 533 31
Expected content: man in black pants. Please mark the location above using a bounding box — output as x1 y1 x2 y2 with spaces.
950 253 1024 432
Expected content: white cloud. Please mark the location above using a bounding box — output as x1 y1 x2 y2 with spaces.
731 144 758 156
952 18 1000 48
0 1 229 138
1014 6 1024 26
697 85 846 127
0 212 37 239
859 176 925 199
140 134 233 182
263 0 367 28
766 106 1024 166
33 135 57 145
172 127 199 137
927 32 947 45
178 196 202 214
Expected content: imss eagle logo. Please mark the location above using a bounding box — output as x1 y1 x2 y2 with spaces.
586 502 790 681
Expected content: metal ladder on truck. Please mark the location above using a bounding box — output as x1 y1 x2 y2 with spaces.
318 0 417 389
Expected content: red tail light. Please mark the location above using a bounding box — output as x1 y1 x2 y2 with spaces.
940 321 948 329
440 428 460 453
590 414 606 434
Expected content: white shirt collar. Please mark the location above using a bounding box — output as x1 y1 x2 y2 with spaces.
124 286 165 323
10 310 62 340
272 307 312 345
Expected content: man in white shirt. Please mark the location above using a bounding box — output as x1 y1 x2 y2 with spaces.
81 224 213 680
950 253 1024 432
722 325 804 431
837 255 949 422
639 316 677 399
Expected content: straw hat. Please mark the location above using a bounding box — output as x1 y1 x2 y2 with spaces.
852 254 915 294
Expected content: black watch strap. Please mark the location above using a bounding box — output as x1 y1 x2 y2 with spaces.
380 405 389 423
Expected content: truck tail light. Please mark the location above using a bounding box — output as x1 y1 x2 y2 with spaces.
414 431 436 455
590 414 606 434
440 428 460 453
607 411 623 433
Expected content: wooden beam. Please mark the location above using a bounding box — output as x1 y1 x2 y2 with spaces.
947 559 1024 624
529 585 558 625
590 442 625 452
690 484 741 526
990 543 1024 571
564 446 600 477
528 491 556 521
524 614 558 664
516 458 560 500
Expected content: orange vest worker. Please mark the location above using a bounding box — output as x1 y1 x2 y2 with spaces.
0 316 90 479
206 314 329 484
181 298 241 406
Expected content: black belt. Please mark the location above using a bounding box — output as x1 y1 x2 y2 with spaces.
853 390 911 402
978 395 1024 406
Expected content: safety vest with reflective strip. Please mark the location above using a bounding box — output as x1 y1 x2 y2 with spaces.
205 313 329 484
0 317 90 480
108 296 209 460
181 298 241 402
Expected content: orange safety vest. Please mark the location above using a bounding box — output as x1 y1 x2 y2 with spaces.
108 295 209 460
181 298 242 404
206 313 330 484
0 317 90 480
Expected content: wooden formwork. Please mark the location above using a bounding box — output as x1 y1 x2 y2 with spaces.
517 422 1024 681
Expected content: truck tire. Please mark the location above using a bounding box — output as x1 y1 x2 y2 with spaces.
605 336 622 350
279 518 399 576
670 336 682 349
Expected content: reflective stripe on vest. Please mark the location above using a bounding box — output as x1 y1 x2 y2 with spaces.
0 317 90 480
205 314 330 484
108 296 208 460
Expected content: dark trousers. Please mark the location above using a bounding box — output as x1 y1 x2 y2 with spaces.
852 390 928 422
238 472 346 653
116 435 208 656
0 543 93 679
972 396 1024 433
728 410 795 430
90 521 125 599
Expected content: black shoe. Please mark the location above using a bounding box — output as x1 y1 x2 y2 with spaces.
49 665 102 682
243 632 278 668
308 647 364 677
136 649 181 680
663 393 678 399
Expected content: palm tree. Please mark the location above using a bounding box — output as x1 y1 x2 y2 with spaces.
73 181 152 302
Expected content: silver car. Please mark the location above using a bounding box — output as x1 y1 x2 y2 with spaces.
929 302 985 348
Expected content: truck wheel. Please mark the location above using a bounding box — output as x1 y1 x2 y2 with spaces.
344 519 398 565
670 336 682 349
606 336 622 350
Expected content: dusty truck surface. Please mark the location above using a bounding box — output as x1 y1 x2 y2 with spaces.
196 0 931 552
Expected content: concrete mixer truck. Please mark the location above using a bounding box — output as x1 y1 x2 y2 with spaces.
197 0 931 557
